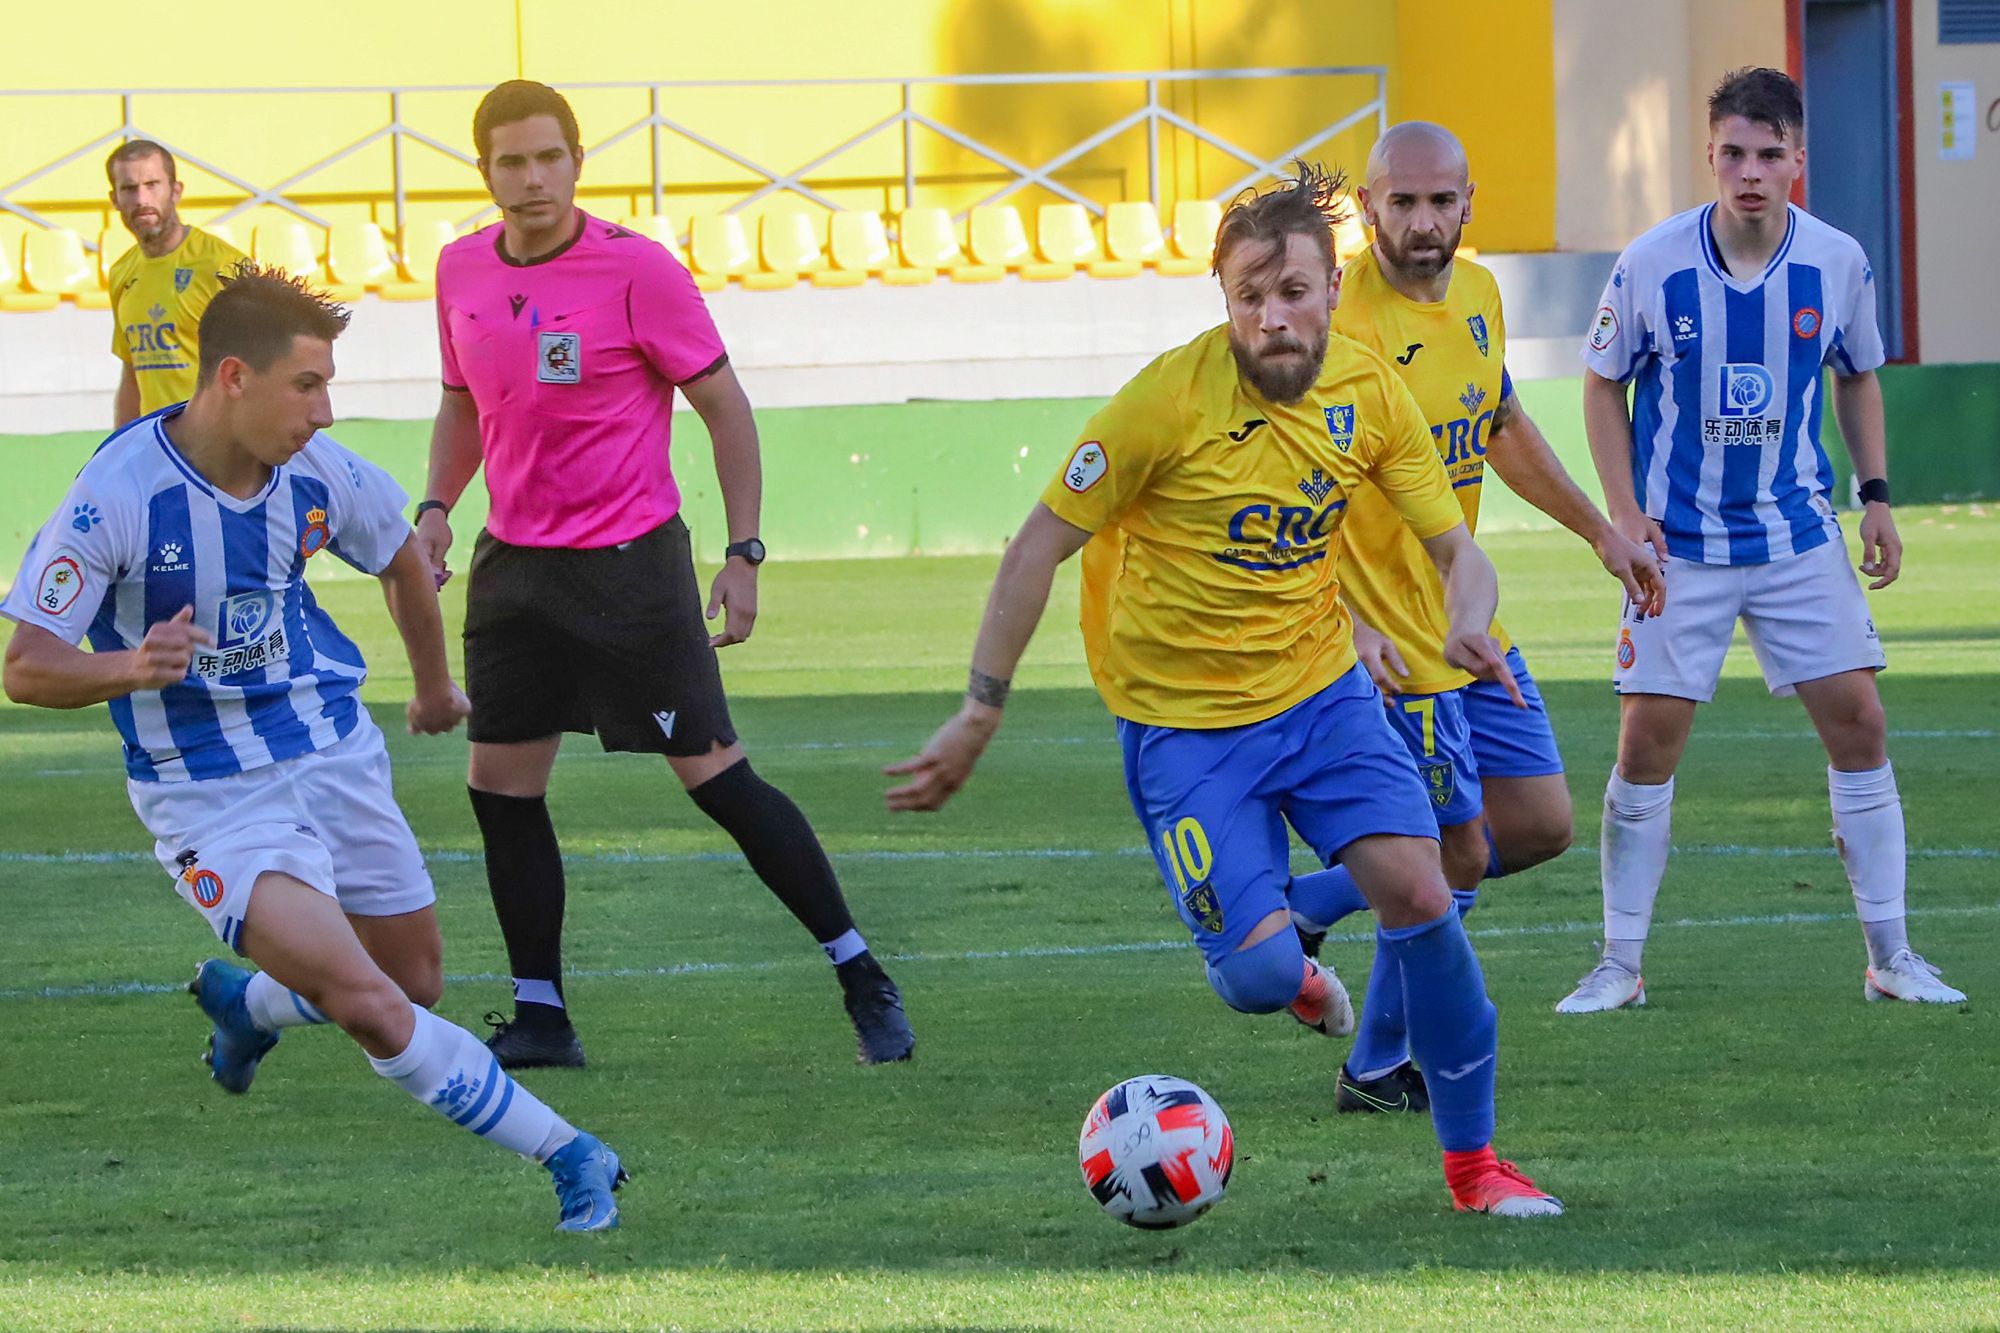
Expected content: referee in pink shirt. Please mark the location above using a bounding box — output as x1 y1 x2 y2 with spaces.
417 80 913 1070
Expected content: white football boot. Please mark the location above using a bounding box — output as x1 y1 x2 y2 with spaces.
1290 957 1356 1037
1864 949 1967 1004
1554 958 1646 1014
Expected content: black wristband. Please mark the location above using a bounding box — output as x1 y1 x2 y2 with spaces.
414 499 450 522
1857 478 1891 506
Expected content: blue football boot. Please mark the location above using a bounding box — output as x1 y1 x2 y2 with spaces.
547 1131 630 1232
188 959 280 1095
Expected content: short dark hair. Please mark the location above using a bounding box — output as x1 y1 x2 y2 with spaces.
196 262 351 386
1708 67 1804 140
105 139 177 187
1212 159 1348 279
473 80 582 160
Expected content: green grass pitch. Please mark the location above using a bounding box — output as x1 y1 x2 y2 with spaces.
1 507 1996 1331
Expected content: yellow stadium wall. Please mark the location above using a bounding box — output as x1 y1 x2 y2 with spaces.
0 0 1561 261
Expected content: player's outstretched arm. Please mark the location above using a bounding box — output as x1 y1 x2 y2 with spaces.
417 388 484 587
1582 370 1668 564
3 607 211 709
377 535 470 735
1829 369 1901 589
682 363 764 647
1487 391 1665 615
885 504 1093 812
1417 524 1525 708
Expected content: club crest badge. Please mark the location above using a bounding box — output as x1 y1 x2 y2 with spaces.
1323 404 1355 453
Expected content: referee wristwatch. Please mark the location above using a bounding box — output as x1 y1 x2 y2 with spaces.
725 537 767 566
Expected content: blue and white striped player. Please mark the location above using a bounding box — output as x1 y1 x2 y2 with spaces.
1 263 630 1230
1560 67 1964 1012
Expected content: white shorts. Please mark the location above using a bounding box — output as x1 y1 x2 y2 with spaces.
1612 535 1886 702
128 715 435 953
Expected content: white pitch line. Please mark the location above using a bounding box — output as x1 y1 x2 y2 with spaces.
7 902 1996 1004
21 726 1995 777
2 841 1994 869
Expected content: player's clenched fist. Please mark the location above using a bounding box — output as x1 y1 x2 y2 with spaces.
408 683 472 736
127 605 213 689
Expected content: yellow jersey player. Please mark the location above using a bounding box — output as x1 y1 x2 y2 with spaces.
105 140 248 424
1286 123 1665 1114
885 164 1562 1218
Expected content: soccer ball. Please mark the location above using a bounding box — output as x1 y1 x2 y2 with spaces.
1077 1074 1233 1229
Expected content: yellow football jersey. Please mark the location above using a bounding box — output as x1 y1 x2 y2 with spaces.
109 226 247 415
1040 323 1465 728
1329 247 1513 693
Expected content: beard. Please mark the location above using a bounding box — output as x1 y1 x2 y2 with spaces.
1377 222 1461 279
126 210 172 242
1229 326 1329 405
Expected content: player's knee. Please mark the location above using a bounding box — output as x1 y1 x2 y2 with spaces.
1824 696 1888 767
1205 931 1304 1015
1507 814 1574 872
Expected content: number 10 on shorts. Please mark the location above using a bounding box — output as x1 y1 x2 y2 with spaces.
1161 816 1214 890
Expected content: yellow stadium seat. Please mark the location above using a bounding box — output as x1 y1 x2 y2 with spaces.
0 239 60 312
1023 204 1091 281
22 229 98 305
380 219 455 301
968 205 1031 275
618 214 686 266
1103 202 1168 275
813 211 890 288
1164 199 1222 276
745 212 825 291
689 214 754 292
98 227 135 289
897 207 991 283
1457 245 1480 260
253 222 322 282
200 220 241 251
327 222 396 294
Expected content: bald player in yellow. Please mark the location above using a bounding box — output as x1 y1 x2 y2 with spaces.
105 140 247 424
884 163 1564 1218
1286 122 1665 1116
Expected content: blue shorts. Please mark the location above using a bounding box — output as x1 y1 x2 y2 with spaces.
1461 647 1565 779
1118 663 1439 965
1382 685 1483 827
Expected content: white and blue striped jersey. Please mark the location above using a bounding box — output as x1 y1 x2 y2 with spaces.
0 405 413 782
1582 202 1884 566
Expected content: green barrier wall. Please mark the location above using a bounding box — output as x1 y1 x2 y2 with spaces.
5 362 1994 578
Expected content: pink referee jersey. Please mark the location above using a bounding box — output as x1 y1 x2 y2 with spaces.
436 211 728 549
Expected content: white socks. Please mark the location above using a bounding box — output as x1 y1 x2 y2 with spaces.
368 1005 575 1163
244 971 328 1033
1830 762 1910 969
1601 770 1675 970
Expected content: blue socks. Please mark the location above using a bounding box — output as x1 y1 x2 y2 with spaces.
1205 929 1306 1014
1288 864 1371 932
1380 902 1497 1152
1349 889 1478 1081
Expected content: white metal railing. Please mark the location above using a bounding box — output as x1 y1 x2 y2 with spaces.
0 68 1386 253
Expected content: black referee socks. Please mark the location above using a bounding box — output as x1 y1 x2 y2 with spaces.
468 786 569 1018
687 758 860 947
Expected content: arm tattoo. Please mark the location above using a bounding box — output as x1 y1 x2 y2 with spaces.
1491 391 1519 432
967 669 1012 709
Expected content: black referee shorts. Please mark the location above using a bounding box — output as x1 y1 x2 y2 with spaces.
462 516 737 756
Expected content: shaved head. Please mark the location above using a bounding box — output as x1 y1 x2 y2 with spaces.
1358 121 1474 285
1365 121 1468 189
